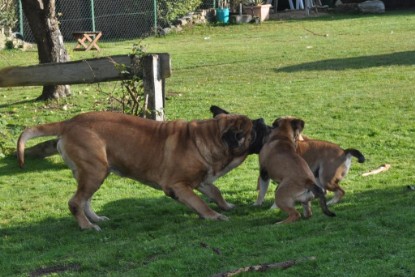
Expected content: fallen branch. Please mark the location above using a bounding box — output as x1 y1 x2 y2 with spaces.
211 256 316 277
303 27 328 37
362 163 391 177
200 242 222 256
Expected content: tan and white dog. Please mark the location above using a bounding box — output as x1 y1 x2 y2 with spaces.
17 111 254 230
255 137 365 207
257 117 335 224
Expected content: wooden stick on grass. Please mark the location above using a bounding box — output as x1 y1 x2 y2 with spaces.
362 164 391 177
211 256 316 277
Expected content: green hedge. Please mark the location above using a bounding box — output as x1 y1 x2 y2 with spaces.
158 0 203 27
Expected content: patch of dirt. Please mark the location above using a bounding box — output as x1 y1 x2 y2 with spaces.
30 263 81 277
269 9 329 20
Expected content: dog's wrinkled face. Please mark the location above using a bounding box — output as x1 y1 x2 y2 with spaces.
216 113 253 155
271 116 305 142
210 105 271 154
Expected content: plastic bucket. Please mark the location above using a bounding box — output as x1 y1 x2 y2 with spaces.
216 8 230 24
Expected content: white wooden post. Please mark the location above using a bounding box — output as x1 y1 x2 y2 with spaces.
141 53 171 121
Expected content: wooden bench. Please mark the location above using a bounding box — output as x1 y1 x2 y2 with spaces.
73 31 102 51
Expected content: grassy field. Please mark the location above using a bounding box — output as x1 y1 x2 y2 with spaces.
1 10 415 276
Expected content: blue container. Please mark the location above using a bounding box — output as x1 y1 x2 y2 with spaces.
216 7 230 24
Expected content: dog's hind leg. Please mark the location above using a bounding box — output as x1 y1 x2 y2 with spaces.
165 183 228 220
68 162 109 231
311 184 336 217
197 183 235 210
254 172 270 206
302 201 312 218
85 198 109 223
274 184 301 224
327 187 345 206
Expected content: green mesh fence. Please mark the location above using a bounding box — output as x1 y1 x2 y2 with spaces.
17 0 157 42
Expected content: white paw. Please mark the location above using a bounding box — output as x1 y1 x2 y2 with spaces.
97 216 110 222
269 203 278 209
225 202 235 209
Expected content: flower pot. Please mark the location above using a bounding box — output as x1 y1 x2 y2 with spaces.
216 7 230 24
243 4 272 22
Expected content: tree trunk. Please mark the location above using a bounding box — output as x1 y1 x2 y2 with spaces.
21 0 71 100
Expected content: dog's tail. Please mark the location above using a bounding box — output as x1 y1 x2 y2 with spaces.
17 122 63 168
344 148 365 163
311 184 336 217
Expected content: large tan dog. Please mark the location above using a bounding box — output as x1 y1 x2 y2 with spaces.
255 137 365 207
17 111 253 231
258 117 335 224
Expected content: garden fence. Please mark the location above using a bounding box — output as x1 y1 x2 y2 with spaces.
15 0 217 42
18 0 157 42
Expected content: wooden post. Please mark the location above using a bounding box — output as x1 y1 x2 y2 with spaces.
142 55 163 120
0 53 171 121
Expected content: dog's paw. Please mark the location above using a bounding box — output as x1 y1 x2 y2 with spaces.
327 199 339 206
223 202 235 210
92 224 102 231
217 214 229 221
96 216 110 222
269 203 278 209
80 223 102 232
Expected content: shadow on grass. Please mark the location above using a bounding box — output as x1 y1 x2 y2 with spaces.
0 197 194 276
2 185 414 275
0 98 36 109
276 50 415 72
0 155 67 177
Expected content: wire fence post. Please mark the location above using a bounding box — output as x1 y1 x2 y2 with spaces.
90 0 96 32
18 0 24 37
153 0 157 36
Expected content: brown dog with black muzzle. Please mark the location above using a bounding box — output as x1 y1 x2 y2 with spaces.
258 117 335 224
17 111 254 231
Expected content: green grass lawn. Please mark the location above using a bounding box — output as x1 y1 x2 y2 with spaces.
1 10 415 276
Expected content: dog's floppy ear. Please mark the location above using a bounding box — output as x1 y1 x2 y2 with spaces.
272 117 281 128
210 105 230 117
255 118 272 137
217 114 251 149
222 128 245 148
291 119 305 139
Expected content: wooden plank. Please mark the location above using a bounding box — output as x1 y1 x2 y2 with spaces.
0 54 171 87
0 55 132 87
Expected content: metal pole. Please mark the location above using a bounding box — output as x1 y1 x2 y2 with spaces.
154 0 157 36
213 0 216 8
18 0 24 37
90 0 96 32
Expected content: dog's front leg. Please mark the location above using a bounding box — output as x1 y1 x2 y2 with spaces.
197 183 235 211
164 183 229 220
253 176 270 206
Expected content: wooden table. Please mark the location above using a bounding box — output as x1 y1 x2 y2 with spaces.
73 31 102 51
